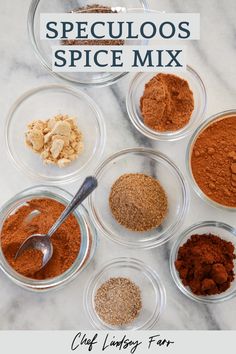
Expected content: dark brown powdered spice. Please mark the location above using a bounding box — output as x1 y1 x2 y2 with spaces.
175 234 235 296
63 4 124 46
109 173 168 232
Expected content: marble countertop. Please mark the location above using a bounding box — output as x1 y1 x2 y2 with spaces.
0 0 236 330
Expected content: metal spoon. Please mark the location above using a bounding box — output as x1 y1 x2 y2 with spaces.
15 176 97 269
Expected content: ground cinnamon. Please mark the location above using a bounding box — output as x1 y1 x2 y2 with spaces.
175 234 235 296
140 73 194 132
191 116 236 207
1 198 81 279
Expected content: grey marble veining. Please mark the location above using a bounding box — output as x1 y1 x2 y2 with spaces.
0 0 236 330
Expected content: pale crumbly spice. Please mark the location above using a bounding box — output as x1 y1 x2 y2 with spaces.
95 277 142 326
109 173 168 232
63 4 124 46
25 114 84 168
140 73 194 132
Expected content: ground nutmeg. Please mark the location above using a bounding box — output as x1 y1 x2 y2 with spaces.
175 234 235 296
1 198 81 279
109 173 168 232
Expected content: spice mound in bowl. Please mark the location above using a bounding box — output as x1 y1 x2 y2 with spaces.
140 73 194 132
1 198 81 279
95 277 142 326
175 234 235 296
190 114 236 208
64 4 124 46
109 173 168 232
25 114 84 168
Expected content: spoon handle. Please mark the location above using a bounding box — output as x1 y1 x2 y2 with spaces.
47 176 97 238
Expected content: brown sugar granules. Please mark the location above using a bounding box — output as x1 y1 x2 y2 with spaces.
175 234 235 296
140 73 194 132
64 4 124 46
109 173 168 232
191 116 236 207
95 277 142 326
1 198 81 279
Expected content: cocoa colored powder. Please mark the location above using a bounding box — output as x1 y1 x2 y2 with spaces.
64 5 124 46
1 198 81 279
191 116 236 207
109 173 168 232
140 73 194 132
175 234 235 296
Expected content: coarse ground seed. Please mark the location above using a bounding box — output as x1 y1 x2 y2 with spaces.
63 5 124 46
94 277 142 326
109 173 168 232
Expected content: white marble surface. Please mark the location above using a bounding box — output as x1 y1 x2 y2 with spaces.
0 0 236 330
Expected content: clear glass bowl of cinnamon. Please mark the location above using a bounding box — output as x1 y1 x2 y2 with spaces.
127 66 207 141
170 221 236 303
187 110 236 210
0 185 97 291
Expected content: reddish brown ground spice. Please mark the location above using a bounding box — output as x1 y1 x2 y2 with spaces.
191 116 236 207
175 234 235 296
1 198 81 279
140 73 194 132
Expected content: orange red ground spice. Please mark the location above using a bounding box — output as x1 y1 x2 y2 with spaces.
140 73 194 132
1 198 81 279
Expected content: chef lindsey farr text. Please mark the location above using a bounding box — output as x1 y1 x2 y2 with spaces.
71 332 174 353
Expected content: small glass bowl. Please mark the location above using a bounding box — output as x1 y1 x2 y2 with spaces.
5 85 106 184
88 148 189 249
0 185 97 291
127 66 207 141
187 109 236 211
28 0 149 87
84 257 166 329
170 221 236 304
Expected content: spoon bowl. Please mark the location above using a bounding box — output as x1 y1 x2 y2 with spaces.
15 234 53 269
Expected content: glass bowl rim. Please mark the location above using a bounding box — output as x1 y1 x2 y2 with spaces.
0 184 97 290
170 220 236 304
88 147 189 249
126 65 207 141
5 84 106 184
27 0 150 87
84 257 166 329
186 109 236 211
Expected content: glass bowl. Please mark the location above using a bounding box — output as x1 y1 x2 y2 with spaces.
186 109 236 211
170 221 236 304
127 66 207 141
0 185 97 291
28 0 149 87
5 84 106 184
88 148 189 249
84 257 166 329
